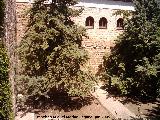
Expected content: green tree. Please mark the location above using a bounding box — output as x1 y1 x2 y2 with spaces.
18 0 94 102
0 42 13 120
0 0 13 119
103 0 160 99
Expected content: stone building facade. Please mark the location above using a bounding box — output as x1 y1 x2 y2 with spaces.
16 0 134 73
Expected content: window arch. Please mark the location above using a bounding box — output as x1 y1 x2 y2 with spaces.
99 17 108 29
117 18 124 30
85 16 94 29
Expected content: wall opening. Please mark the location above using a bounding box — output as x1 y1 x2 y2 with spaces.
85 16 94 29
99 17 107 29
117 18 124 30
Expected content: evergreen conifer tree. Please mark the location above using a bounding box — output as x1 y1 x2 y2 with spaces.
103 0 160 99
18 0 94 101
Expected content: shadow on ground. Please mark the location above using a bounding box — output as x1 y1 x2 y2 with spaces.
24 91 94 114
100 84 160 120
144 103 160 120
100 84 142 106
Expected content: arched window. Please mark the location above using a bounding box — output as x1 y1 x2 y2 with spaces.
85 16 94 29
117 18 124 30
99 17 108 29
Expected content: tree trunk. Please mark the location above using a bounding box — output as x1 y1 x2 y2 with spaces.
4 0 17 118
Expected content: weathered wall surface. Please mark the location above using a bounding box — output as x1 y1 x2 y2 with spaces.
72 7 123 73
16 2 31 44
16 1 133 73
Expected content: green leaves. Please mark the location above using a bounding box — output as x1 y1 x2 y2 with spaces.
18 0 94 105
103 0 160 99
0 0 13 118
0 41 13 120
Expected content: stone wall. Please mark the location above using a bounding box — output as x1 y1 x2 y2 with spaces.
16 2 31 44
16 2 124 73
72 7 123 73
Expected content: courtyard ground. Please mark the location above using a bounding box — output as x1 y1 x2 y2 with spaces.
98 84 160 120
117 97 160 119
16 93 114 120
35 98 114 120
16 85 160 120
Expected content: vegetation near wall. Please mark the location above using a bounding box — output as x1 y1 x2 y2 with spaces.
17 0 95 105
103 0 160 100
0 42 13 120
0 0 13 119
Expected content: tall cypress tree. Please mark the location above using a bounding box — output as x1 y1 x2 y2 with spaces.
103 0 160 99
18 0 94 101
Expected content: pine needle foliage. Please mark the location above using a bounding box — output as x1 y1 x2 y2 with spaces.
103 0 160 99
18 0 94 101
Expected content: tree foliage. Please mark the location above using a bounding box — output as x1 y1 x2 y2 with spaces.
0 42 13 120
103 0 160 99
17 0 94 103
0 0 13 119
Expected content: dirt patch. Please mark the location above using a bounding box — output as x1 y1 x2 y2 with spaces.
34 98 114 120
16 92 114 120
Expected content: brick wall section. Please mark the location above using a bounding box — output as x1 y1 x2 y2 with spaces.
16 3 31 44
72 7 123 73
16 3 123 73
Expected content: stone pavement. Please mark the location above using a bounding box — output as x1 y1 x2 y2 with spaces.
92 85 138 120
